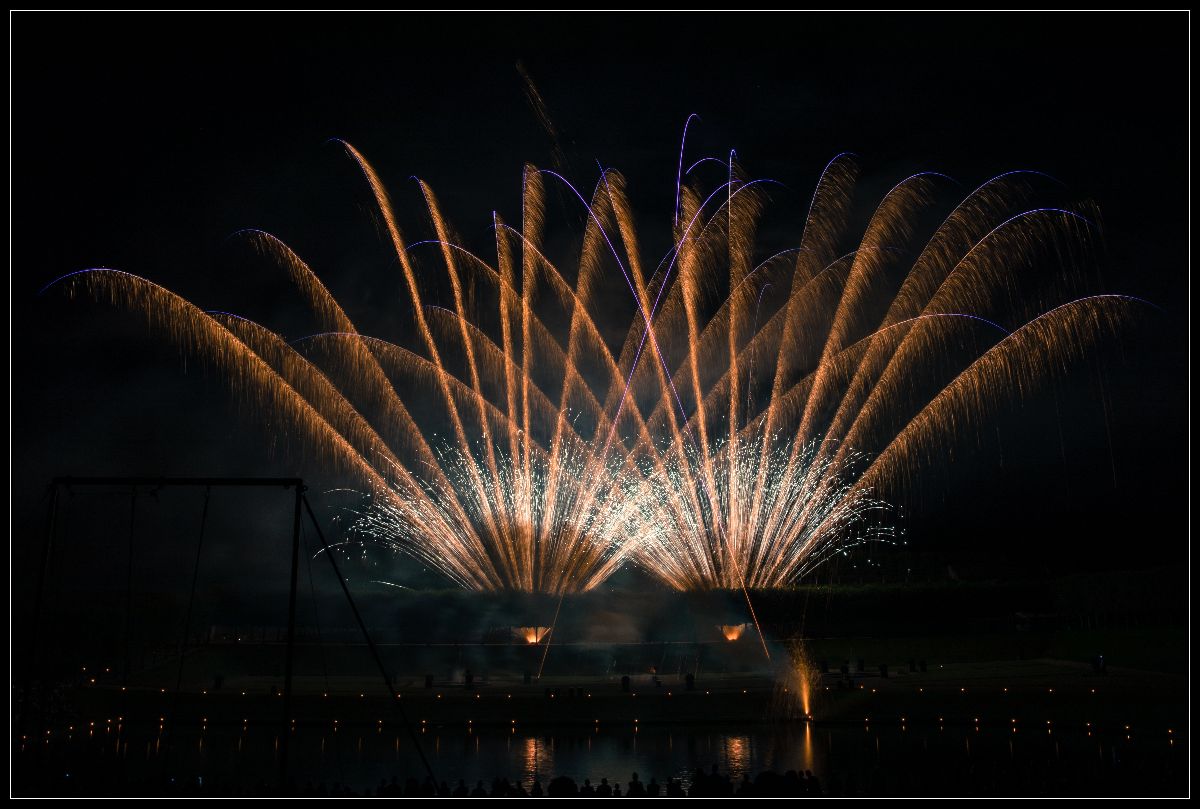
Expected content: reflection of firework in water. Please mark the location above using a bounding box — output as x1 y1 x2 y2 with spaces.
46 127 1150 593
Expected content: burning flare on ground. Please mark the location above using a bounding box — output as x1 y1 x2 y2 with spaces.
515 626 552 645
719 624 748 642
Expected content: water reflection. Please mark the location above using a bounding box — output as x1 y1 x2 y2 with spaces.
519 736 553 789
15 721 1187 797
801 723 814 773
720 735 750 778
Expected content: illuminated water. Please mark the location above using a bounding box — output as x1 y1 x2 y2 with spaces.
15 721 1185 796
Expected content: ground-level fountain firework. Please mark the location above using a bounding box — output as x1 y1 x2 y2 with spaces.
47 127 1148 594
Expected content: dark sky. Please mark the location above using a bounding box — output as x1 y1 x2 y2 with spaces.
11 13 1189 602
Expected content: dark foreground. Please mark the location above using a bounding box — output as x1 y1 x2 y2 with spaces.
14 666 1187 798
13 724 1187 798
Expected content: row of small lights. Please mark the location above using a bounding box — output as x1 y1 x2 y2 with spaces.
828 681 1160 739
90 681 1110 697
23 716 1175 740
38 670 1173 747
65 675 1130 707
138 685 731 694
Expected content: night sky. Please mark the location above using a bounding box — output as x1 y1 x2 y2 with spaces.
11 13 1189 603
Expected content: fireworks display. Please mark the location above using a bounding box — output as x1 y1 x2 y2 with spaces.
45 130 1148 594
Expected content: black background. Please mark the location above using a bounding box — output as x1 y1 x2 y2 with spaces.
11 13 1189 600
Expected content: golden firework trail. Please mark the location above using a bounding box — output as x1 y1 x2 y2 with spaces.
43 128 1151 593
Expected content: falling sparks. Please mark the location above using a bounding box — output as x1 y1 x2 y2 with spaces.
637 434 891 589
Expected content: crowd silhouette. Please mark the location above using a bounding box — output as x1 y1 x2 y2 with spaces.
302 764 826 798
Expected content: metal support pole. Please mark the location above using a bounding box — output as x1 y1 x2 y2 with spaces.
302 493 435 782
20 483 60 735
165 485 213 776
279 482 304 790
174 487 211 695
124 489 137 687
